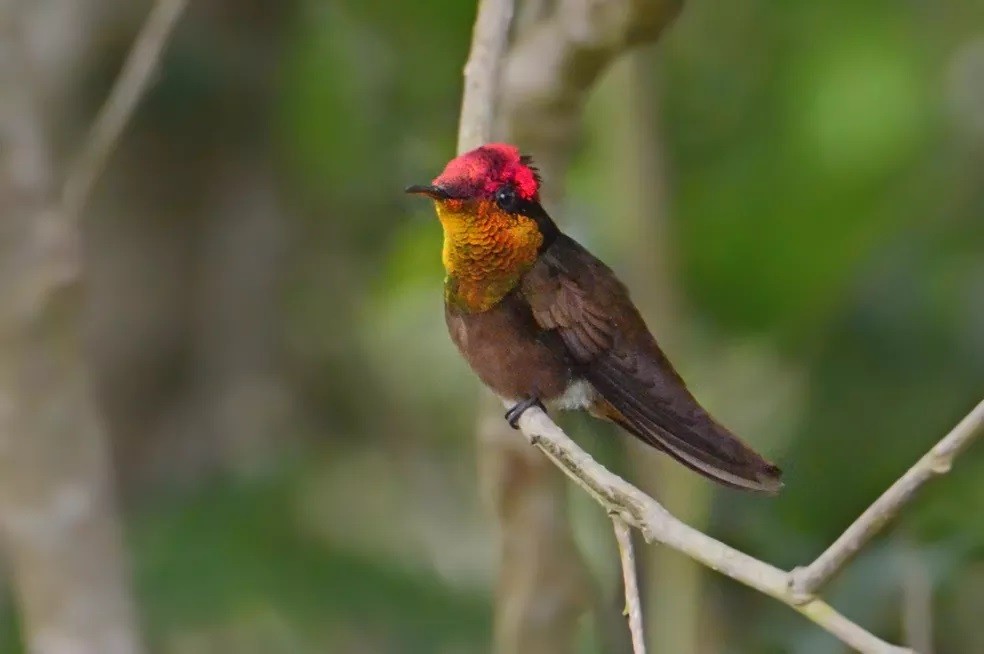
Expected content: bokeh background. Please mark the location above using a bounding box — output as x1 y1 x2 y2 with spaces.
1 0 983 652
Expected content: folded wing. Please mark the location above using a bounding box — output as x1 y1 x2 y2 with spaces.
523 234 782 494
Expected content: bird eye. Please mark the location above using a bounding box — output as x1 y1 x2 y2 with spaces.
495 184 519 212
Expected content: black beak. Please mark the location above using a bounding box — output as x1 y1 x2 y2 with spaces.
404 184 452 200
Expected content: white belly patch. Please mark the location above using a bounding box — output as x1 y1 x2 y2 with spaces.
549 379 596 411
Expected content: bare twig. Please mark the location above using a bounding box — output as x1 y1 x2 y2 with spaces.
613 515 646 654
62 0 190 220
900 543 934 654
791 399 984 599
513 405 914 654
456 0 514 153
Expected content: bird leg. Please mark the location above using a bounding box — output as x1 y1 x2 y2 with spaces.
505 396 546 430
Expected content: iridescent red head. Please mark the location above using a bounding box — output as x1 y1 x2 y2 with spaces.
405 143 541 202
405 144 554 311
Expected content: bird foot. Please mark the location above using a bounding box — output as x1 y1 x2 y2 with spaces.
504 396 545 430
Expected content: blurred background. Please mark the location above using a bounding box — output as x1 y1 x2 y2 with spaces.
0 0 982 652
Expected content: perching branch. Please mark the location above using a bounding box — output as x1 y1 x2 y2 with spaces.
613 516 646 654
511 404 925 654
456 1 980 653
790 398 984 599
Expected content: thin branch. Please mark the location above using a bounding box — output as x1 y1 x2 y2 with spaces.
61 0 190 220
497 0 681 199
513 405 913 654
790 398 984 599
613 515 646 654
455 0 979 651
899 543 934 654
456 0 514 153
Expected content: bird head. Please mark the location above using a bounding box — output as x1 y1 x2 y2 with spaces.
405 144 558 310
406 142 541 204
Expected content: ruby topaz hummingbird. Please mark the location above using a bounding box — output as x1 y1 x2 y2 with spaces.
406 143 782 493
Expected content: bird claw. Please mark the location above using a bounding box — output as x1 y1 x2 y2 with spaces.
504 396 545 429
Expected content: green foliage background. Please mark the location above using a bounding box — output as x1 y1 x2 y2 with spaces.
4 0 982 652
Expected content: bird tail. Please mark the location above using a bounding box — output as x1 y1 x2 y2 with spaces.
590 396 783 494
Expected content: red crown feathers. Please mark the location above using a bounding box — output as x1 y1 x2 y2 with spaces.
433 143 541 201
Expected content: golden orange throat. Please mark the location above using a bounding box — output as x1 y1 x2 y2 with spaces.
435 199 543 312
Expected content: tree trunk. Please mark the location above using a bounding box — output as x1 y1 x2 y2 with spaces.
0 3 145 653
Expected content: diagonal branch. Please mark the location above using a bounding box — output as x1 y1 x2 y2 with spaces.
791 398 984 599
62 0 190 221
454 1 980 653
513 404 914 654
24 0 190 326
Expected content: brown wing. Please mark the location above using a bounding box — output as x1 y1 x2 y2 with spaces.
522 234 782 494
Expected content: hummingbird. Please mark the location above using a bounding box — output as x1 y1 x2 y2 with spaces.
406 143 782 493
